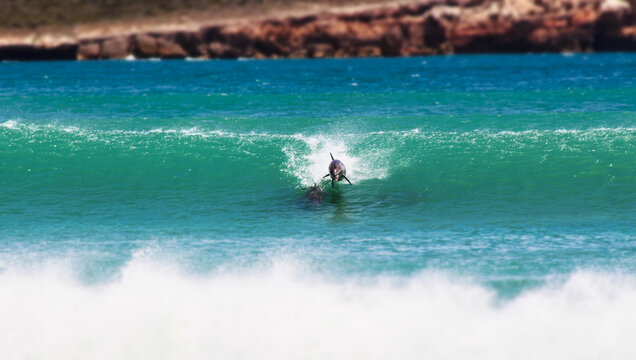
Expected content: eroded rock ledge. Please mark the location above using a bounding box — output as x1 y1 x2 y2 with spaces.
2 0 635 61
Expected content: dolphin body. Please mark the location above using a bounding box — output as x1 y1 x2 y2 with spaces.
305 183 325 202
323 153 352 188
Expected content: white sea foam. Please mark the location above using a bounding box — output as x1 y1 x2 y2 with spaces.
0 120 18 129
283 133 388 187
1 257 636 360
4 120 635 140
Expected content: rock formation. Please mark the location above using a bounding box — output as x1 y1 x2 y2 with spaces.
1 0 635 60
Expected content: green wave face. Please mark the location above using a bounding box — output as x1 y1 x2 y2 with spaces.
3 122 635 221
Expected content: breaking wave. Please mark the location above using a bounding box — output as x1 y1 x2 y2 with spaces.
1 254 635 359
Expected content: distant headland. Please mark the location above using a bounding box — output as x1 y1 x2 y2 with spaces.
1 0 634 61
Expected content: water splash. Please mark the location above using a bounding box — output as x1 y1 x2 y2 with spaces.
282 133 389 187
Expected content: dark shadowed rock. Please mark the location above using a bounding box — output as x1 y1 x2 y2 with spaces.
424 15 447 48
0 44 77 61
594 0 634 50
289 15 317 26
175 31 208 58
378 22 406 56
201 25 225 43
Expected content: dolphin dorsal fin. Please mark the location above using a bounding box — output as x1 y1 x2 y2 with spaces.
330 153 334 160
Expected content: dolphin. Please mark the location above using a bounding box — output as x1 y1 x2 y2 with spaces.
305 182 325 202
323 153 352 188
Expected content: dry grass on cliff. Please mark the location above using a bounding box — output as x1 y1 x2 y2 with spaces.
0 0 408 30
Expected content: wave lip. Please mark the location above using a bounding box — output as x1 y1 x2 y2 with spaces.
1 258 636 359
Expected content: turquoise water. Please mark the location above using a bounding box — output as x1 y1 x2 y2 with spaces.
1 54 636 358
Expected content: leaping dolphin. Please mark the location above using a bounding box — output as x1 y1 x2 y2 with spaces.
323 153 352 188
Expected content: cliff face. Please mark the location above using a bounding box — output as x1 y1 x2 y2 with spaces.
1 0 635 60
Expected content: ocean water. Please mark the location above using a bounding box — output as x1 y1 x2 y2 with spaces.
1 54 636 359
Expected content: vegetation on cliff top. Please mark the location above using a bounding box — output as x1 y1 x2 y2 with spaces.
0 0 388 29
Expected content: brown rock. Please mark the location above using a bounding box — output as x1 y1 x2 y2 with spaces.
347 21 383 44
157 37 187 59
529 27 590 51
543 18 569 28
208 42 239 59
101 36 129 59
355 45 383 57
289 48 309 58
571 8 599 26
78 41 100 60
133 34 158 58
621 26 636 36
309 43 335 58
4 0 636 61
400 46 438 56
529 27 558 44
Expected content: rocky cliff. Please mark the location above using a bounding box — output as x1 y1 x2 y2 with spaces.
1 0 635 60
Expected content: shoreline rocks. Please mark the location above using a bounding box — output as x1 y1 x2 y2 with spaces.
2 0 635 61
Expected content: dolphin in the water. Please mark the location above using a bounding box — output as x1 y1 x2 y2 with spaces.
323 153 352 188
305 182 325 202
